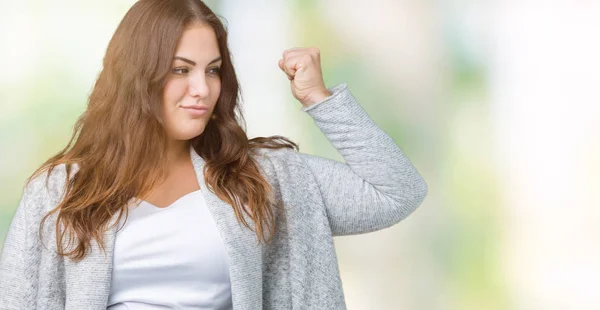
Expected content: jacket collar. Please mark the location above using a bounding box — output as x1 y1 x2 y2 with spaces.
64 145 263 309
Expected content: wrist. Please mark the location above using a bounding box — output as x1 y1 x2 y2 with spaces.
301 89 332 108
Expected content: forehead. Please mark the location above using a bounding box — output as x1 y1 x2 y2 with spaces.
174 23 220 62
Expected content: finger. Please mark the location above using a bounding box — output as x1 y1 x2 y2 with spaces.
285 51 317 69
279 59 294 80
283 48 320 61
280 56 301 80
282 47 306 58
287 54 309 70
279 58 298 73
288 55 314 76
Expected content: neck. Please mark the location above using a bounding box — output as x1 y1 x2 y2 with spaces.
166 139 191 165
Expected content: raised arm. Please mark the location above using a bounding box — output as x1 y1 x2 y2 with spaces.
295 83 428 236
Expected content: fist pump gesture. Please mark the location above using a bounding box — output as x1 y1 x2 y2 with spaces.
278 47 332 108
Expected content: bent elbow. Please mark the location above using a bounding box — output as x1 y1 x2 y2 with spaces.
414 176 428 205
391 176 428 223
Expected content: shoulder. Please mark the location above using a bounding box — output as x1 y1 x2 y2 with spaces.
250 147 307 184
251 146 319 187
22 163 78 214
252 147 302 169
253 146 295 158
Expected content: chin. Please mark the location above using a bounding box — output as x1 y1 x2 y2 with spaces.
177 129 206 140
168 126 204 141
166 122 208 140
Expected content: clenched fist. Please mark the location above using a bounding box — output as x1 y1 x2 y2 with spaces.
278 47 332 108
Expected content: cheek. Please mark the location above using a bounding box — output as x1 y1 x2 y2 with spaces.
161 81 186 133
163 80 187 104
211 80 222 102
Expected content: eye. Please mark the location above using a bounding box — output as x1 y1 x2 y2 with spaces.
171 67 189 75
208 67 221 76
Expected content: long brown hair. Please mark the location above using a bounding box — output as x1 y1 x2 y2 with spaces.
30 0 298 262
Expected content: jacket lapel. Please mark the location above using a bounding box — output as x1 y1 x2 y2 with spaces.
190 146 263 309
63 221 116 310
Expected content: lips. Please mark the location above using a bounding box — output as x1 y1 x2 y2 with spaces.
180 105 209 116
180 105 208 111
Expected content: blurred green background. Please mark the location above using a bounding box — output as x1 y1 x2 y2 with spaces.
1 1 599 309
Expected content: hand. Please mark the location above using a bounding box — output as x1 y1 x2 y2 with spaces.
278 47 332 108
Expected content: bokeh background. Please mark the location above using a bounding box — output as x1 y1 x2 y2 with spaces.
1 0 599 309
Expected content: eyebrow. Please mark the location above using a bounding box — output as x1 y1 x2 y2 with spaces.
173 56 222 66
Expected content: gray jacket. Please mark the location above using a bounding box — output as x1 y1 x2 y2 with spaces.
0 83 428 309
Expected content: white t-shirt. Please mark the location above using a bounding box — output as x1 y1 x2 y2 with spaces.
106 189 233 310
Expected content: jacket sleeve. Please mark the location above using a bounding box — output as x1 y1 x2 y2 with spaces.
295 83 428 236
0 181 41 309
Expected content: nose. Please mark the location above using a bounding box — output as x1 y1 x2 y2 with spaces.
188 75 210 98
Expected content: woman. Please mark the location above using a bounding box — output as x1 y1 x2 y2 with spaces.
0 0 428 309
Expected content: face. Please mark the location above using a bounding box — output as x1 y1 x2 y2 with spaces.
161 22 222 142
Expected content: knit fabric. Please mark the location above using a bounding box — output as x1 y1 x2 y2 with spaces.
0 83 428 309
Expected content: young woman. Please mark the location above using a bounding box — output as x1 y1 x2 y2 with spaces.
0 0 428 309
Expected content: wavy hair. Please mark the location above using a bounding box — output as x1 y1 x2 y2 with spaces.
29 0 298 261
